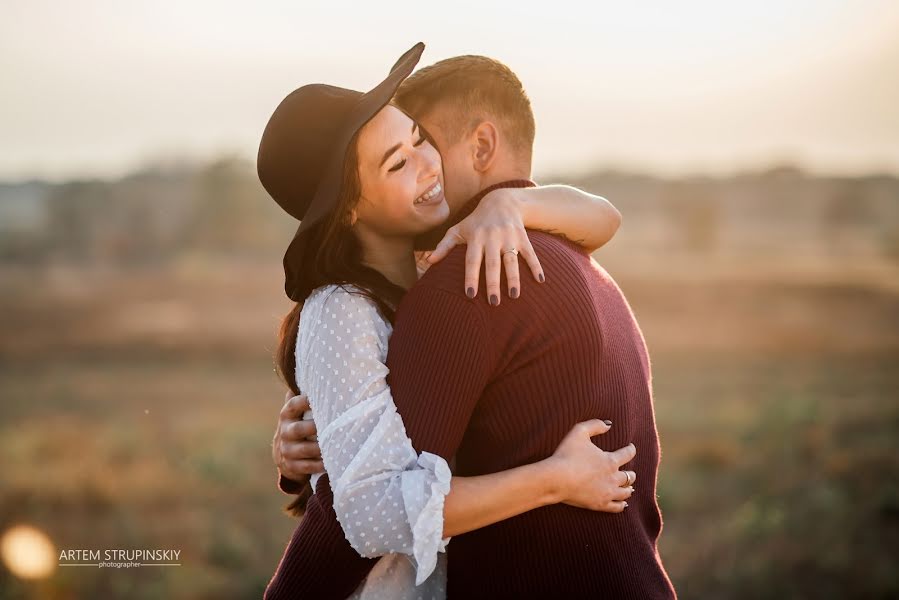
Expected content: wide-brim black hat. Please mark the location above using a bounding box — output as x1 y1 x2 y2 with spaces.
257 42 425 301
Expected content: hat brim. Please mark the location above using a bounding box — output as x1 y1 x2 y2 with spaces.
296 42 424 236
283 42 425 301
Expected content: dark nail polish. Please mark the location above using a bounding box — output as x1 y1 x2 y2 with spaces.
603 419 612 426
538 273 545 283
466 287 475 298
510 287 518 299
490 294 498 306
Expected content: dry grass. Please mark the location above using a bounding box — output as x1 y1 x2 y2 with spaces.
0 258 897 599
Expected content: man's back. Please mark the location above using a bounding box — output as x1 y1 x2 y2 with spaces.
386 230 675 599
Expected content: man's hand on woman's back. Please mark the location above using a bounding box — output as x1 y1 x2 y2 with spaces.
273 391 326 490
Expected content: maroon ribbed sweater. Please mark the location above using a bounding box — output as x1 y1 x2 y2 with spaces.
265 181 676 599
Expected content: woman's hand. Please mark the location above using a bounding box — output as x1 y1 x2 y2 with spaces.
427 188 544 306
545 419 637 513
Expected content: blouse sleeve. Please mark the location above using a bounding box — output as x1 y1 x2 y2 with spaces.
295 285 452 585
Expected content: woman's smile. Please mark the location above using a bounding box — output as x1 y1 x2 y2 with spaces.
414 180 444 207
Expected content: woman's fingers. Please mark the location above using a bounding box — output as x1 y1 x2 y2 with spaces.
484 238 503 306
605 500 629 513
610 484 634 501
575 418 613 438
464 241 484 298
518 236 545 283
611 442 637 467
617 470 637 487
503 246 521 299
428 225 463 265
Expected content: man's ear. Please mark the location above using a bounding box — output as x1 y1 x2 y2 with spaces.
471 121 499 173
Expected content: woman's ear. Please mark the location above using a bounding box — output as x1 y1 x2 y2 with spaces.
471 121 499 173
347 207 358 227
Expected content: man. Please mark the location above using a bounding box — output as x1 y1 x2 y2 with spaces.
267 55 676 599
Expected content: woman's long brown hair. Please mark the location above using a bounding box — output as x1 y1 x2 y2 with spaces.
273 122 408 517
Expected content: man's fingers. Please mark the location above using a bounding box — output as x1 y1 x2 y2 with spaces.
281 440 322 461
464 242 484 298
285 419 316 442
281 393 310 418
611 442 637 467
282 459 326 478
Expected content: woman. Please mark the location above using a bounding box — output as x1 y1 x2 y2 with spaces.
259 43 637 599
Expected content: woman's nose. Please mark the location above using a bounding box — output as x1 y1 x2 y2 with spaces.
419 145 441 178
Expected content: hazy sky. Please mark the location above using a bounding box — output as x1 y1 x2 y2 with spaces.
2 0 898 181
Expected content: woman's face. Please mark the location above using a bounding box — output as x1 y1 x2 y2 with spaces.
351 105 449 237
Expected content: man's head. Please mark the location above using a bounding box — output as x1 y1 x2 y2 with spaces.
395 55 536 214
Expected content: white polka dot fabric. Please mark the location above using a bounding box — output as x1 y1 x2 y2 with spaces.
295 284 450 599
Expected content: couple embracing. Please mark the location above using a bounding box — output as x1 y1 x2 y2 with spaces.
258 42 676 599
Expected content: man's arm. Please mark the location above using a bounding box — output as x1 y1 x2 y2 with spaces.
264 475 378 600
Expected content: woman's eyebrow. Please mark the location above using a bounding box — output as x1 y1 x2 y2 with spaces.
378 121 419 168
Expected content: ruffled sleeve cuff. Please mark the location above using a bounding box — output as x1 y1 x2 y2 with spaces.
402 451 452 585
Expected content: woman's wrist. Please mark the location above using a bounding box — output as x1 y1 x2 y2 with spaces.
483 187 531 226
529 457 568 506
504 187 534 227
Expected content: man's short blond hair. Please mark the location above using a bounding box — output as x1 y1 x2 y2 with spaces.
395 55 536 162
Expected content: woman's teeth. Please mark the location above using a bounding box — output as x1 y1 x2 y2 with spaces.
414 182 442 205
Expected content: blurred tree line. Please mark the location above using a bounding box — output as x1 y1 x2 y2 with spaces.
1 159 897 266
0 156 294 266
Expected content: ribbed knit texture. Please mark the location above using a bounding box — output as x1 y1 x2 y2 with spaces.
265 181 676 599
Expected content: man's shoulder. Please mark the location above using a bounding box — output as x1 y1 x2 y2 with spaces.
526 229 592 260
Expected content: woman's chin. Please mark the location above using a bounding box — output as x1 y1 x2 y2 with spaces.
417 199 450 227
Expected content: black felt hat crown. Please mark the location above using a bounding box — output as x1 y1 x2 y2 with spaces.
257 42 425 300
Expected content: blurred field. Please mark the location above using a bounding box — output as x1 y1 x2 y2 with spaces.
1 165 898 598
1 255 896 599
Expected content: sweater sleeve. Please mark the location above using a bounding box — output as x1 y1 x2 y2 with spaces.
264 475 379 600
385 284 496 463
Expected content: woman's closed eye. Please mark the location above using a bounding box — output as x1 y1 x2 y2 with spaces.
387 133 429 173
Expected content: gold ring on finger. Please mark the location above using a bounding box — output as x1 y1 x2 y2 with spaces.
502 247 518 258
